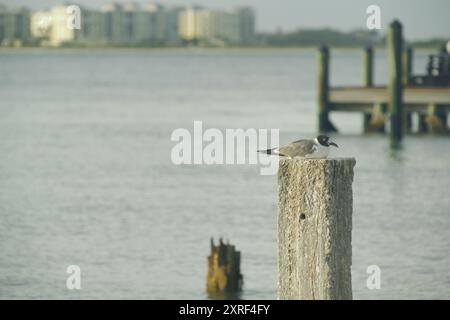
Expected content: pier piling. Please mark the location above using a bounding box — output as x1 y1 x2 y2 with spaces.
403 46 413 86
426 104 448 132
363 46 374 131
403 47 413 131
362 46 386 132
418 114 429 133
387 20 404 146
207 238 243 298
277 158 355 300
317 45 337 132
363 46 374 87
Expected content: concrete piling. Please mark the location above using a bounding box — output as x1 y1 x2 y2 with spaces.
277 158 355 300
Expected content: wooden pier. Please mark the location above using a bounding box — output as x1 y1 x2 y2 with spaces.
318 20 450 144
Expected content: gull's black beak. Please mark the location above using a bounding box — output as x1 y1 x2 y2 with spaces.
329 142 338 148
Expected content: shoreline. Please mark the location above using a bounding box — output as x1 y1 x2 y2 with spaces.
0 46 440 54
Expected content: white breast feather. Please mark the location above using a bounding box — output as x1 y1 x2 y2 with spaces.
305 143 329 159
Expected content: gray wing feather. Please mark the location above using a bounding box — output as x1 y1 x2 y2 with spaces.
278 139 315 158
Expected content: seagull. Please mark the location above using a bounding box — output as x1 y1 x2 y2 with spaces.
258 135 338 159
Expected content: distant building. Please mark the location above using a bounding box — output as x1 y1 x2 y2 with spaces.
178 6 203 41
0 5 31 46
30 10 52 39
213 10 240 43
99 2 173 45
30 5 81 47
49 5 77 46
143 3 166 44
178 6 255 44
101 3 126 45
78 8 105 45
165 6 183 45
235 7 255 44
123 3 146 44
9 2 256 47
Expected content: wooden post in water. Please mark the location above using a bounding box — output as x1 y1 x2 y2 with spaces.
363 47 374 132
207 238 243 298
426 104 447 133
387 20 404 146
402 46 412 85
403 46 413 131
363 46 374 87
403 47 427 133
278 158 355 300
418 114 428 133
417 50 429 135
317 45 337 133
362 46 385 133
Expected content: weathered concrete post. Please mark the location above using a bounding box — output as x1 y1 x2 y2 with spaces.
317 45 337 133
278 158 355 300
387 20 404 146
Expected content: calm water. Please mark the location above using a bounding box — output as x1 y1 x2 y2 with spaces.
0 48 449 299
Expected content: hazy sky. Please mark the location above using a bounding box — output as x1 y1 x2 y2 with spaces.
2 0 450 40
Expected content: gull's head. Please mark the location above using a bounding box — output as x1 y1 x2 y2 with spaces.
316 135 338 148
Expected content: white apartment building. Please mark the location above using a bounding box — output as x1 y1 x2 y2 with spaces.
30 10 53 38
30 5 77 46
27 3 253 47
178 6 253 44
178 7 213 41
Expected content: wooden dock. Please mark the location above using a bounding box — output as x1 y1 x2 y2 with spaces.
317 20 450 144
329 86 450 110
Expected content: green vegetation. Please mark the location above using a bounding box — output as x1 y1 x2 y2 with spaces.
410 38 448 49
254 28 447 50
257 28 382 47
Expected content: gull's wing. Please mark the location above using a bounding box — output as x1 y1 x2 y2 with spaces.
278 139 316 158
